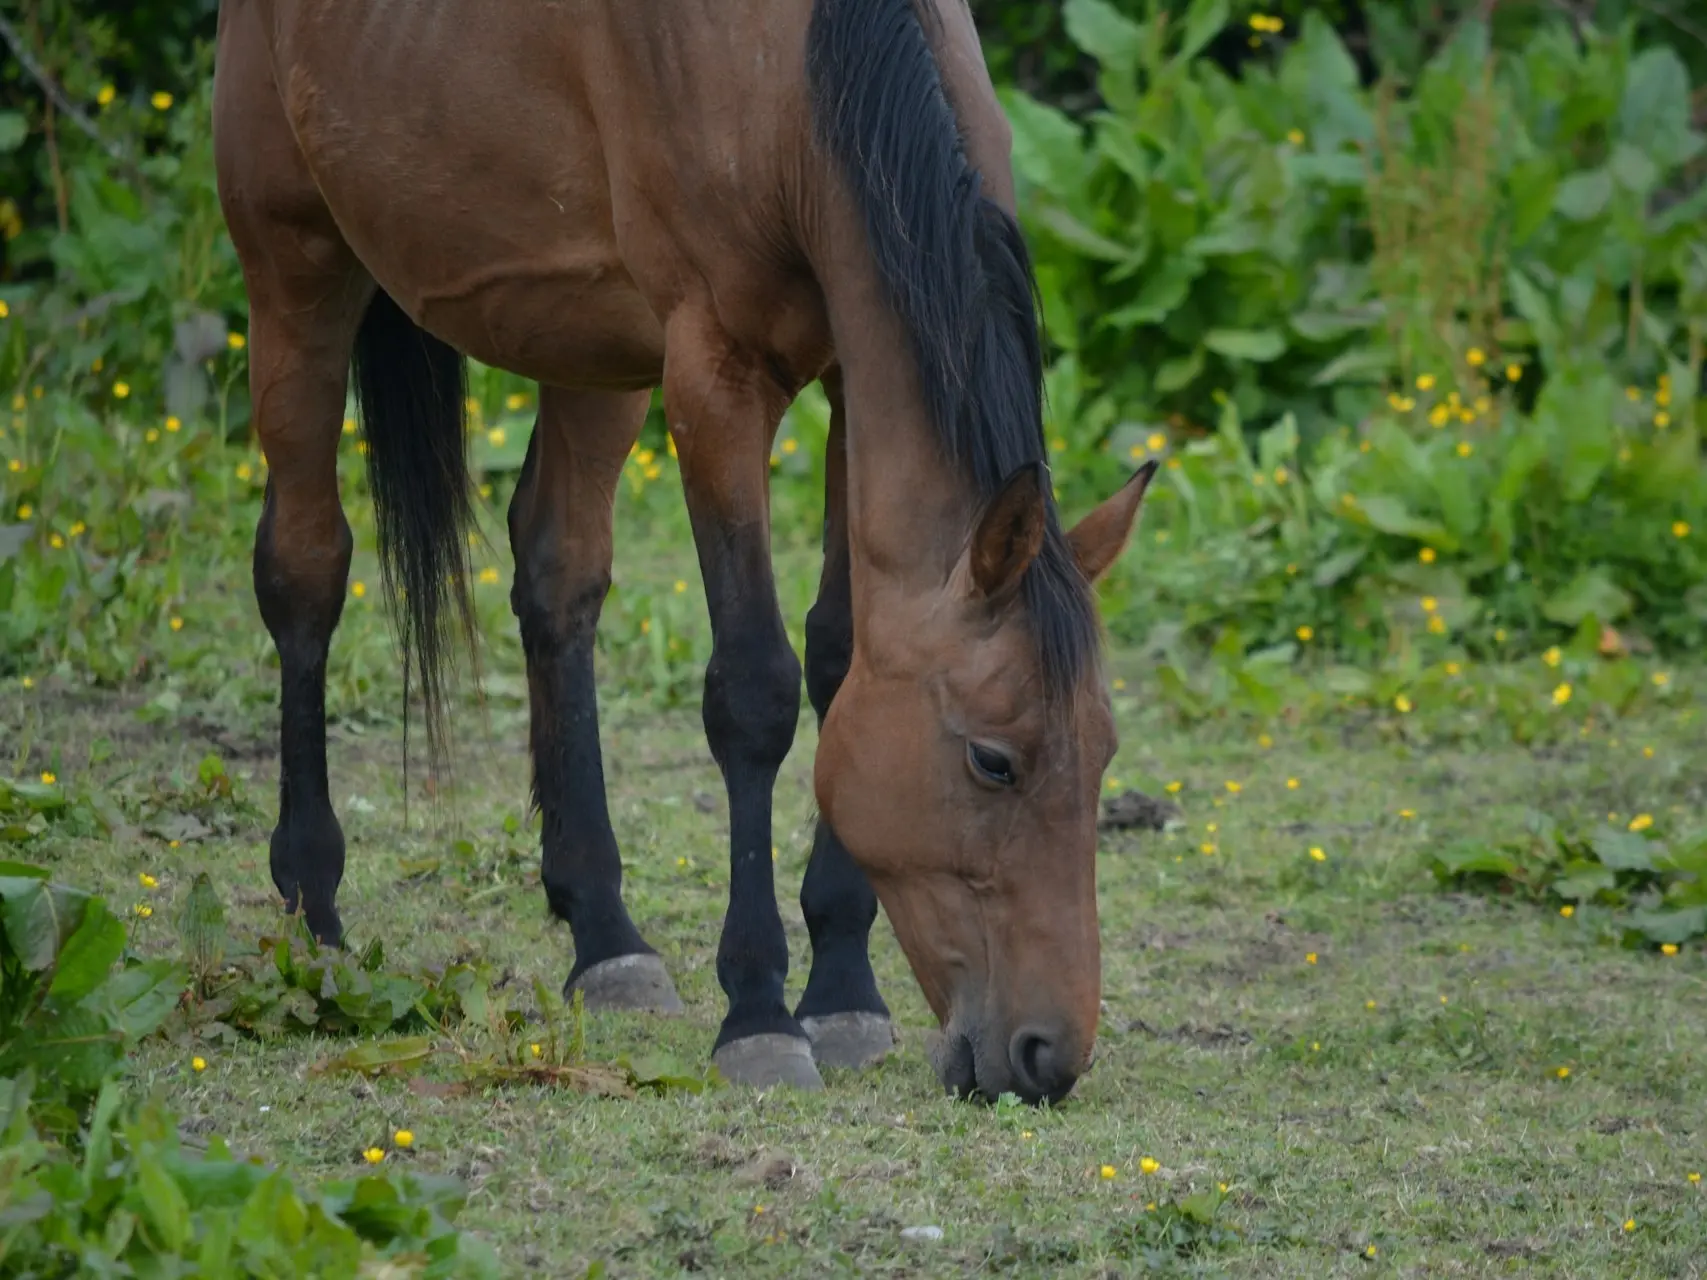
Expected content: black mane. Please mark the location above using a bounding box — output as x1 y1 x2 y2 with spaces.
806 0 1099 696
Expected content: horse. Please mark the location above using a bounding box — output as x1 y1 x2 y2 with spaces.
213 0 1155 1104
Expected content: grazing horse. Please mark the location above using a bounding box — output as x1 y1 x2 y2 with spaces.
213 0 1154 1103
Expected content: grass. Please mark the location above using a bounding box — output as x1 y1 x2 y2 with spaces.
4 520 1706 1278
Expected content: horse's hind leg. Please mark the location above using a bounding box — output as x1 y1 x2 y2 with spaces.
216 17 372 944
794 376 894 1068
667 321 820 1090
509 387 683 1011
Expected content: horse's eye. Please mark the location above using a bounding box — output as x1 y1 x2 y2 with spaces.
968 741 1016 788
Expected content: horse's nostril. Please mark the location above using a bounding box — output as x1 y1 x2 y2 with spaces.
1009 1026 1076 1103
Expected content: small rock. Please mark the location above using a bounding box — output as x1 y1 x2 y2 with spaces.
900 1226 944 1242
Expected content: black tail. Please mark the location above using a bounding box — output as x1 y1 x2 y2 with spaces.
350 289 477 772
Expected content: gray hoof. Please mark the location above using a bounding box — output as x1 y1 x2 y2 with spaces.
712 1034 824 1091
567 954 685 1014
801 1012 896 1069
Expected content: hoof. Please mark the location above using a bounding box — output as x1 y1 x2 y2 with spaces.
567 954 685 1015
801 1012 896 1069
712 1034 824 1091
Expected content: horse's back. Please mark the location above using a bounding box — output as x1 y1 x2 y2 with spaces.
221 0 825 389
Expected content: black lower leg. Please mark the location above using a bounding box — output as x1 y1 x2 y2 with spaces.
699 528 804 1050
509 432 652 981
794 549 888 1023
254 487 351 946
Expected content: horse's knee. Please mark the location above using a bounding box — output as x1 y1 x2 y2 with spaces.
704 624 802 774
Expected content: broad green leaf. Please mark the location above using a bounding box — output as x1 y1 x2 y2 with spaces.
1064 0 1145 72
312 1036 437 1077
1553 168 1612 221
0 112 26 152
1154 348 1204 393
1176 0 1228 64
134 1150 192 1254
48 896 125 1002
1432 844 1518 879
1353 495 1454 547
1203 329 1285 362
1590 828 1654 872
1618 47 1702 169
0 877 88 972
1542 569 1631 626
104 959 191 1040
1627 906 1707 945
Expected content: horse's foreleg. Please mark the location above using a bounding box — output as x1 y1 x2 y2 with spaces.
508 387 683 1011
794 375 895 1068
668 322 820 1090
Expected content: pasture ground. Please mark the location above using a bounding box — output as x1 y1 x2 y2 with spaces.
5 534 1705 1278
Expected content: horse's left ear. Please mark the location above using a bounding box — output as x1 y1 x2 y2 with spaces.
1068 460 1158 584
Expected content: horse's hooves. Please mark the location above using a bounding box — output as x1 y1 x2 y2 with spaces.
712 1034 825 1090
801 1012 896 1069
567 954 685 1015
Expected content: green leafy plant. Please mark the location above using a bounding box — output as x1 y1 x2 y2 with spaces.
1432 812 1707 949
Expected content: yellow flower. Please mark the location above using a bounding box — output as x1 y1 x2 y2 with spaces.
1306 952 1318 965
1341 492 1357 509
1365 999 1377 1010
1445 661 1462 676
1200 842 1217 855
151 91 174 111
1439 994 1449 1004
48 533 64 549
227 333 247 351
1140 1156 1160 1174
1113 677 1126 691
145 428 160 444
505 392 527 411
1560 905 1575 918
1164 781 1182 794
1311 1041 1320 1052
1543 647 1561 668
1655 412 1671 429
1688 1172 1700 1184
1466 347 1486 367
7 460 20 473
1286 777 1299 790
21 676 33 688
1365 1245 1378 1258
235 462 253 481
169 616 183 632
139 872 157 889
165 416 180 433
1622 1219 1635 1233
674 579 688 594
1147 431 1167 451
1552 683 1572 707
364 1147 385 1164
350 581 367 599
1205 822 1218 834
1296 625 1313 642
1398 808 1416 820
1456 441 1473 457
1628 813 1653 832
477 566 500 585
1257 733 1273 749
113 382 131 399
640 617 651 634
1642 745 1654 758
1100 1164 1117 1179
1286 128 1304 146
529 1042 542 1058
1418 547 1436 564
192 1056 206 1072
1506 363 1522 381
1673 521 1690 538
1427 613 1446 635
644 464 662 480
97 84 116 106
1416 374 1436 392
1626 385 1641 402
1420 596 1438 613
394 1129 414 1148
1273 466 1289 485
343 417 358 435
1656 385 1671 407
1394 695 1412 714
1555 1066 1570 1079
1310 847 1326 862
135 904 152 919
781 438 799 456
1661 943 1678 956
636 448 656 466
487 427 506 447
1224 780 1242 794
1652 671 1670 687
40 771 56 785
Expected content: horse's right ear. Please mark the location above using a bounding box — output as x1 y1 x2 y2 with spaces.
1067 460 1157 584
964 462 1048 602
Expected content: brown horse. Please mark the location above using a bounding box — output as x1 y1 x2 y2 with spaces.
213 0 1154 1103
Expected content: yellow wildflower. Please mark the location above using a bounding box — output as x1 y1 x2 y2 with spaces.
1225 780 1241 794
1466 347 1485 366
1456 441 1473 457
1421 596 1438 612
1147 431 1167 451
113 382 130 399
139 873 157 889
1287 128 1304 145
1416 373 1436 392
1642 746 1654 758
1139 1157 1160 1174
165 416 181 433
1552 683 1572 707
235 463 253 481
1305 952 1318 965
1286 778 1299 790
478 567 500 584
1100 1164 1117 1180
394 1129 414 1148
1673 521 1690 538
1555 1066 1570 1079
1200 842 1217 855
782 438 798 455
1623 1219 1635 1233
1398 808 1416 820
1394 694 1412 713
40 771 56 785
350 581 366 599
145 428 160 444
1309 847 1326 862
135 904 152 919
227 333 247 351
505 392 527 411
343 417 357 435
169 616 183 632
192 1056 206 1072
1655 412 1671 429
48 533 64 549
1560 905 1574 918
1628 813 1653 832
7 460 20 474
1626 385 1641 402
487 427 506 447
151 91 174 111
97 84 116 106
1688 1172 1700 1184
1419 547 1436 564
1652 671 1670 687
530 1043 542 1058
364 1148 385 1164
1274 465 1289 485
1661 943 1678 957
1543 647 1561 668
1366 1245 1378 1258
1506 363 1522 381
1164 781 1182 794
1296 625 1313 642
1428 613 1446 635
1365 999 1377 1010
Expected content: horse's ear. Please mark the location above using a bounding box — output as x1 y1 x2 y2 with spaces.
966 462 1049 601
1068 460 1157 584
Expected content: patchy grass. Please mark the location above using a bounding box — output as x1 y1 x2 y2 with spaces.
4 564 1705 1277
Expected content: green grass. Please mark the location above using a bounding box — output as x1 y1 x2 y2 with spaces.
4 529 1706 1278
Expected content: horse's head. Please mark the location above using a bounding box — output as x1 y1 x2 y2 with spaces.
816 460 1154 1104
